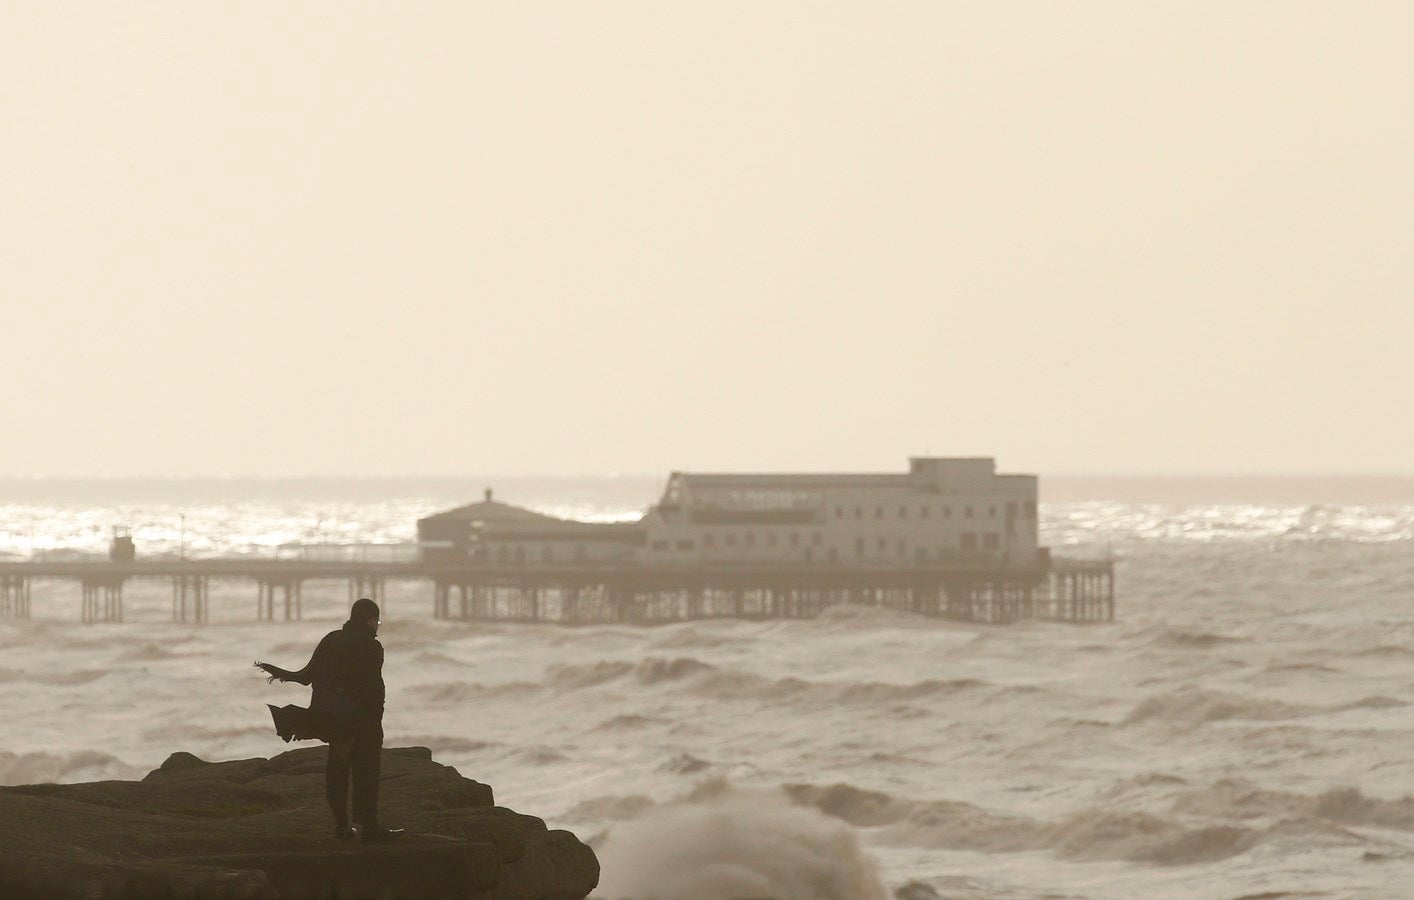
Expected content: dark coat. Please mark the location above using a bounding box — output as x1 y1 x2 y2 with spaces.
263 620 385 743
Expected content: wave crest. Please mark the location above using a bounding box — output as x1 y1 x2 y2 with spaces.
0 749 132 786
1123 688 1314 726
593 785 890 900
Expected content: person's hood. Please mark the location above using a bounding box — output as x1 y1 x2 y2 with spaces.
341 619 376 637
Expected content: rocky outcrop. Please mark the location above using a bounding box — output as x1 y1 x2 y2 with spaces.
0 746 598 899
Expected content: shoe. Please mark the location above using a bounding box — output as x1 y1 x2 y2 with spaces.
334 824 356 842
360 824 405 843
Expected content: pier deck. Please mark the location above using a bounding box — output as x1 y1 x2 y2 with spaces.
0 557 1115 625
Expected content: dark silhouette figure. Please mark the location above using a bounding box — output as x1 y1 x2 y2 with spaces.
255 598 403 842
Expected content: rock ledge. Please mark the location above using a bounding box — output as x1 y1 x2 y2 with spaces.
0 745 598 899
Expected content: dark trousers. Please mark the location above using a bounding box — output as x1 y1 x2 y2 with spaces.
326 717 383 827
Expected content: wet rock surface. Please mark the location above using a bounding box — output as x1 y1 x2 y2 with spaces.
0 745 598 899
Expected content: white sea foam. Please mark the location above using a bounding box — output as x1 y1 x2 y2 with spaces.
592 785 890 900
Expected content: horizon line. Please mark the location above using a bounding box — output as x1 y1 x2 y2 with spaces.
2 472 1413 481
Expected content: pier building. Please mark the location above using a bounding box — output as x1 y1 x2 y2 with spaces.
416 489 642 565
642 456 1040 567
417 458 1042 570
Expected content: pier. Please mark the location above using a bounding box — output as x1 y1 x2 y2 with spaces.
0 557 1114 625
0 456 1119 626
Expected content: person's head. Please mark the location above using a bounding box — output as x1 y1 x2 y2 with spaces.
350 597 380 635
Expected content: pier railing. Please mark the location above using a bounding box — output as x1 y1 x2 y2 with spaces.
0 555 1114 626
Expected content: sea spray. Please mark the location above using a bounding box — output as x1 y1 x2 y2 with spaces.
592 784 889 900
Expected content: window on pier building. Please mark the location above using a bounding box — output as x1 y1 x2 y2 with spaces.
767 532 777 547
855 538 865 556
989 506 997 518
943 506 951 518
915 547 927 562
651 540 669 550
875 506 883 518
836 506 844 518
789 532 800 547
515 547 526 563
965 506 974 518
920 506 929 519
1006 501 1017 518
811 532 822 545
745 532 756 547
675 540 694 551
498 546 509 562
1025 500 1036 518
828 548 839 562
854 506 862 519
876 538 886 552
961 533 977 550
898 506 907 518
983 533 1000 550
704 533 715 548
896 539 906 556
542 547 553 563
725 533 736 547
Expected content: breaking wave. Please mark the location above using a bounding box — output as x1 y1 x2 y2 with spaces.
1338 695 1408 711
0 749 133 785
562 793 656 822
650 628 748 650
410 649 473 668
592 784 890 900
592 714 670 732
16 669 112 686
783 775 1414 870
1045 810 1259 865
407 679 539 705
141 723 268 743
514 745 571 766
1147 630 1248 649
812 603 937 627
1122 688 1317 726
116 641 186 662
1172 778 1414 830
543 656 1002 707
383 735 500 754
786 782 1261 866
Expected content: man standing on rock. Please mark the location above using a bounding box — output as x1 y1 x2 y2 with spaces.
256 597 404 843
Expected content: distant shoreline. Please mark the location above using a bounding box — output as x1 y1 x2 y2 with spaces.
1041 475 1414 504
0 474 1412 505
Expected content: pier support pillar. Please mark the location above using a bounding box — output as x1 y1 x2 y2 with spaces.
172 576 209 624
254 579 301 622
1 576 30 620
350 576 386 612
81 580 123 624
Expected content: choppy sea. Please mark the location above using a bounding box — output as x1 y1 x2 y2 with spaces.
2 479 1412 898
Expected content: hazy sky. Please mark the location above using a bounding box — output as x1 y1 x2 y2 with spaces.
3 3 1410 477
